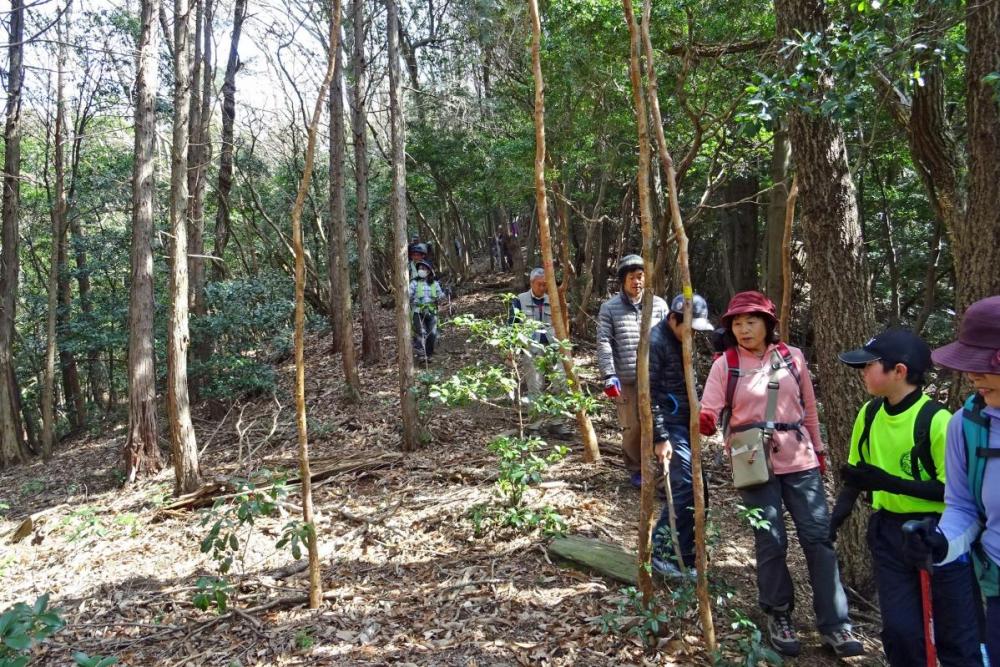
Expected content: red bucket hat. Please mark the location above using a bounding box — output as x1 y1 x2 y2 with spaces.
931 296 1000 374
721 290 778 327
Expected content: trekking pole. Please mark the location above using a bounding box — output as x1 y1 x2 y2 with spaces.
902 522 938 667
661 452 686 575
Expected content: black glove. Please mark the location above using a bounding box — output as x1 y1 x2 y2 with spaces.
902 518 949 569
828 486 862 542
840 463 887 491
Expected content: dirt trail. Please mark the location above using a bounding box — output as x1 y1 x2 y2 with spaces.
0 276 884 665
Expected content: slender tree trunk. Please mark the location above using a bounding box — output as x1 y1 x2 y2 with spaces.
349 0 381 364
188 0 212 393
960 0 1000 311
290 0 342 609
387 0 420 451
528 0 600 466
330 14 360 398
167 0 201 495
721 174 759 296
125 0 164 481
765 123 790 299
634 0 716 646
775 0 876 591
44 12 71 458
57 233 85 428
620 0 658 610
778 175 798 342
213 0 247 280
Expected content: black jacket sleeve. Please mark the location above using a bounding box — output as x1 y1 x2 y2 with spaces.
649 331 669 444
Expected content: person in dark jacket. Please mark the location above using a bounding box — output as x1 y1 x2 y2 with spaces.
649 293 714 577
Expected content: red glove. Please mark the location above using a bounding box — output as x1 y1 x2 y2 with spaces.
699 411 717 436
816 452 827 476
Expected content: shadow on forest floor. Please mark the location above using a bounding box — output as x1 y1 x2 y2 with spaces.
1 273 886 666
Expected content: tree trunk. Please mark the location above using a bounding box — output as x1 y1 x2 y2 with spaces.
778 175 798 342
349 0 381 364
960 0 1000 311
188 0 213 394
775 0 876 592
213 0 247 281
168 0 202 496
387 0 420 451
329 15 361 398
290 0 342 611
125 0 164 481
43 10 70 459
635 0 716 646
765 123 790 299
527 0 600 467
721 174 759 297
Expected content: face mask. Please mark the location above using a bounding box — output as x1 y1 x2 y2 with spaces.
417 269 429 278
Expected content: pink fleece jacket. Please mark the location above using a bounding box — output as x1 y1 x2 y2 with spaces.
701 343 824 475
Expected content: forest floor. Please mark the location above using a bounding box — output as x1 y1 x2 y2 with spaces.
1 274 887 666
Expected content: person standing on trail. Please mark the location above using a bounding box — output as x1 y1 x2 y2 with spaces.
649 293 715 578
901 296 1000 666
408 243 428 280
829 329 981 667
509 268 563 396
699 290 863 659
596 254 669 488
409 259 445 361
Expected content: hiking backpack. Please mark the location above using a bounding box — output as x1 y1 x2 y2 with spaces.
721 342 803 438
962 393 1000 597
855 396 947 482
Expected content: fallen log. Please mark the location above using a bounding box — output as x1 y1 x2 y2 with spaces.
156 452 402 514
547 534 637 585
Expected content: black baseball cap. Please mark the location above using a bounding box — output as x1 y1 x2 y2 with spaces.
838 328 932 373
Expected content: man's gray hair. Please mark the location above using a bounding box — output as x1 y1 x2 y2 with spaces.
529 267 546 282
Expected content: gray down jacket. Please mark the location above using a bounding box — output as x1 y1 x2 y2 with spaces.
596 291 669 384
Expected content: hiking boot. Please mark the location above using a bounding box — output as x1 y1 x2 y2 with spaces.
821 627 864 658
767 610 801 657
651 555 696 581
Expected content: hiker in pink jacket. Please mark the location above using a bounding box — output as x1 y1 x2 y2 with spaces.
700 291 862 658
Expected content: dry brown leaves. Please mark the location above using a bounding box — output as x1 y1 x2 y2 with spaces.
0 275 881 666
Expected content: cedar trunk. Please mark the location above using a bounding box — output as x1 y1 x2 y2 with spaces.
350 0 381 364
329 17 361 397
765 124 791 300
387 0 420 451
125 0 164 480
213 0 247 280
168 0 202 495
774 0 876 591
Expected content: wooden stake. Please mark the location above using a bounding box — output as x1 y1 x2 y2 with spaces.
527 0 601 464
290 0 343 610
637 0 715 649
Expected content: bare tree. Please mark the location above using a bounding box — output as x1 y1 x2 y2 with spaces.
43 0 72 460
349 0 381 364
289 0 345 610
526 0 600 464
329 15 361 398
213 0 248 280
125 0 164 480
387 0 420 451
167 0 202 495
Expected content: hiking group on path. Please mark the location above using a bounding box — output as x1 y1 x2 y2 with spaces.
507 252 998 664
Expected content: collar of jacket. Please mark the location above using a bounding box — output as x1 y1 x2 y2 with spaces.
619 290 643 310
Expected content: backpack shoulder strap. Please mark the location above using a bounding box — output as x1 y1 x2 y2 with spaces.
775 342 801 386
963 393 992 519
911 398 947 481
724 347 741 412
857 398 884 466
